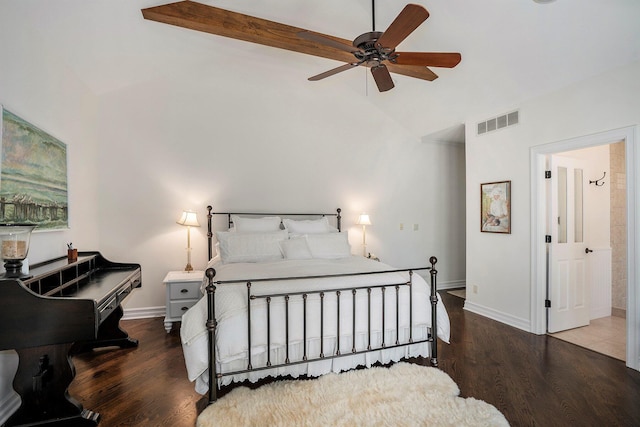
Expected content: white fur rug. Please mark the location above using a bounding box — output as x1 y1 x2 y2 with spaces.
197 363 509 427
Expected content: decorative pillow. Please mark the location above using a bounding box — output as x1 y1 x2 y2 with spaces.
283 217 336 234
231 215 281 233
216 230 288 263
305 232 351 259
279 237 313 260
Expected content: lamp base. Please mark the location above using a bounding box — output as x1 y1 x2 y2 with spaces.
184 263 194 272
2 260 32 279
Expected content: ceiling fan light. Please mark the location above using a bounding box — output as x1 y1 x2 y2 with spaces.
533 0 556 4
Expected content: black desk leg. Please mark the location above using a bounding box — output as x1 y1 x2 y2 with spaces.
71 305 138 354
5 343 100 427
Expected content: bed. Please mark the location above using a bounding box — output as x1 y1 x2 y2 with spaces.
180 206 450 403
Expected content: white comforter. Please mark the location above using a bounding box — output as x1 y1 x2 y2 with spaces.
181 256 450 393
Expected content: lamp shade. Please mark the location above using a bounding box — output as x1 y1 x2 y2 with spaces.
356 213 371 226
176 210 200 227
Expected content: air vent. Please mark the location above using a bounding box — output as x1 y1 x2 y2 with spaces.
477 110 519 135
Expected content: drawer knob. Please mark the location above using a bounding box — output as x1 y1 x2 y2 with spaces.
180 289 188 293
181 306 188 311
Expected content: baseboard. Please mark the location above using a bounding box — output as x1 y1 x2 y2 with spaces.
463 300 531 333
0 393 20 426
438 280 465 290
612 307 626 319
122 306 165 320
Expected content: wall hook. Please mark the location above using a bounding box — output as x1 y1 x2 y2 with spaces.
589 172 606 186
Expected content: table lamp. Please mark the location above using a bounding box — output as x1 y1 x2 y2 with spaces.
356 213 371 257
176 210 200 272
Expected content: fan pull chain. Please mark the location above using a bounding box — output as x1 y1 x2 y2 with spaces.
365 67 369 96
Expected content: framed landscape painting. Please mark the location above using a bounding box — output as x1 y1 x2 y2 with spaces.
1 106 68 230
481 181 511 234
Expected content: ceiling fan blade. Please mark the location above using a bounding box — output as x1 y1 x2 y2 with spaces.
142 2 355 63
297 31 362 54
376 4 429 50
386 64 438 81
371 64 395 92
308 63 361 81
392 52 461 68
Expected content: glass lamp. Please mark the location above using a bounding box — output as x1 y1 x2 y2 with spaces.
355 213 372 257
0 224 37 278
176 210 200 272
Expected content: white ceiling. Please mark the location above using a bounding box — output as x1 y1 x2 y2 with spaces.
5 0 640 139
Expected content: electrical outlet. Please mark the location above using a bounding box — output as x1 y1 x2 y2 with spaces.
413 224 419 231
399 223 404 230
472 285 478 294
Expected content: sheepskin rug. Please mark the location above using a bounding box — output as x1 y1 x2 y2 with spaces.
197 363 509 426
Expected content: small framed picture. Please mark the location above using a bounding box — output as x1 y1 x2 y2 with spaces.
481 181 511 234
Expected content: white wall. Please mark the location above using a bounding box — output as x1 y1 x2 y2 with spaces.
464 60 640 331
94 63 467 312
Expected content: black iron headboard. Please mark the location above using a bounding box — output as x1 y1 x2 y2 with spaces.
206 206 342 261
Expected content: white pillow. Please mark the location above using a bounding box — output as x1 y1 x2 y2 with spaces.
306 232 351 259
231 215 281 233
283 217 336 234
216 230 287 263
279 237 313 260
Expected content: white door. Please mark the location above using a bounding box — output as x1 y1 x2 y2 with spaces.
547 155 589 333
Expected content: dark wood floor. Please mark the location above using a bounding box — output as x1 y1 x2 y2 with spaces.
435 293 640 426
67 292 640 426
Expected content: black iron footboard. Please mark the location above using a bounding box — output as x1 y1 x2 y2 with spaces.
204 256 439 403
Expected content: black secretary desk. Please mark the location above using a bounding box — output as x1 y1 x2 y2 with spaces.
0 251 142 426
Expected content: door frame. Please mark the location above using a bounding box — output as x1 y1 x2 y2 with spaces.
530 125 639 371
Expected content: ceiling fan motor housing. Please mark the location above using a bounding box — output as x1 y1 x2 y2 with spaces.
353 31 396 66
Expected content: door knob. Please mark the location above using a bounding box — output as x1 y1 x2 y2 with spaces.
585 248 593 254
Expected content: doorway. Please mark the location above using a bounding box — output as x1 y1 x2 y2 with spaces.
545 143 626 361
530 125 639 372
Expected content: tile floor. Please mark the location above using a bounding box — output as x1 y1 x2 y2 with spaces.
550 316 626 361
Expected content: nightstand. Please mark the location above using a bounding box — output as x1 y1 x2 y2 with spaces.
163 270 204 333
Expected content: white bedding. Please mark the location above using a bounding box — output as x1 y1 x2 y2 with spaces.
181 256 450 394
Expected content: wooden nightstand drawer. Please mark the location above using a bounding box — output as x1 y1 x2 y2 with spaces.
169 281 201 300
169 299 198 318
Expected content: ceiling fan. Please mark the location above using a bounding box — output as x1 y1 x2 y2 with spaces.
142 1 461 92
298 3 461 92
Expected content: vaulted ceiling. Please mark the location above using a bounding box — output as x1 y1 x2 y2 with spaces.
4 0 640 138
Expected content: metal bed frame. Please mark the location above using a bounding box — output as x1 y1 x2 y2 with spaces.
203 205 439 403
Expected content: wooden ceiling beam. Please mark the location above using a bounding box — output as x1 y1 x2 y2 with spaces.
141 1 354 63
141 1 439 81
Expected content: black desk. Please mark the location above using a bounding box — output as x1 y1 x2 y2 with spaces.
0 252 141 426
